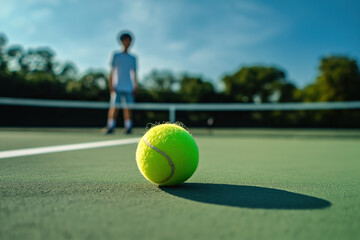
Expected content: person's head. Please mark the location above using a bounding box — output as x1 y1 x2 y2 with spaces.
118 31 133 51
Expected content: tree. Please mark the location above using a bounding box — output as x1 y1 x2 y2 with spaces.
309 56 360 101
58 61 78 82
143 70 178 91
278 82 298 102
142 70 181 102
179 75 215 103
7 45 25 72
297 56 360 127
23 71 67 99
18 47 56 74
65 71 108 100
222 66 291 103
0 33 8 71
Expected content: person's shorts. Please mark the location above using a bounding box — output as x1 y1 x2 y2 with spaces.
110 91 134 108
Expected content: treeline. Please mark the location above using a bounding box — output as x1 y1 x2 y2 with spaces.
0 33 359 128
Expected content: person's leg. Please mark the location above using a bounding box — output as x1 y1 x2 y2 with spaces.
106 92 120 133
123 108 131 120
123 108 132 130
108 107 119 124
122 92 134 134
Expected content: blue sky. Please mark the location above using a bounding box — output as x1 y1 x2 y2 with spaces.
1 0 359 88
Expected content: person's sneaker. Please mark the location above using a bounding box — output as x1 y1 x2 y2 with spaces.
105 127 115 134
124 127 132 135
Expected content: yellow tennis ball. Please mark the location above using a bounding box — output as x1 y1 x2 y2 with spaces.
136 123 199 186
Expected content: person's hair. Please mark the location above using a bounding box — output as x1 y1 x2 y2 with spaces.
118 31 133 43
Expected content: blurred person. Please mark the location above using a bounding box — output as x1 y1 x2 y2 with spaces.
105 31 138 134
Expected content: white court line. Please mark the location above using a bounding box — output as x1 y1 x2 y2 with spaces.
0 138 140 159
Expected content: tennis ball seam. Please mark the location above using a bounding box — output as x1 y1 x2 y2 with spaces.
143 136 175 184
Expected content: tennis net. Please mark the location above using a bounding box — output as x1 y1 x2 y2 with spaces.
1 97 360 128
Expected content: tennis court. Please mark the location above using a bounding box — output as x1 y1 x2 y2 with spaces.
1 128 359 240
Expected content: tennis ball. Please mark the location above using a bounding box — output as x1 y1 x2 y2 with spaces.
136 123 199 186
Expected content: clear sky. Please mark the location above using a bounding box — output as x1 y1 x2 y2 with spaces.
1 0 359 88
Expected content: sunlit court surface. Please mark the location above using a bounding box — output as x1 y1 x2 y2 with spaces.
0 128 360 240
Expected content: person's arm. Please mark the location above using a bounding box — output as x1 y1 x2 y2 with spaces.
132 71 138 95
108 67 114 93
132 57 138 95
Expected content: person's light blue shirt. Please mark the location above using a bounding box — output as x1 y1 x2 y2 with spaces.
111 51 137 92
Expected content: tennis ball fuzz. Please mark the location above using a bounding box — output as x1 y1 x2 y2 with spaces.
136 123 199 186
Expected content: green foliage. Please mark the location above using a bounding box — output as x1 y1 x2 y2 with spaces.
58 62 77 81
316 56 360 101
179 75 215 103
142 70 181 102
300 56 360 102
66 71 108 100
143 70 178 92
222 66 292 103
278 83 298 102
0 34 107 101
18 47 55 74
294 56 360 127
0 33 8 71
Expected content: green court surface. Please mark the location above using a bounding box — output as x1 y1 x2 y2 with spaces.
1 128 360 240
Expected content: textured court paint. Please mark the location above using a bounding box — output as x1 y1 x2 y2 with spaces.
136 124 199 186
1 129 360 240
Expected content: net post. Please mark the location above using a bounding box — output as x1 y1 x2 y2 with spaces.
169 105 176 123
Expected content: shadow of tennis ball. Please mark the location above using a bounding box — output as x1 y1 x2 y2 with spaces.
160 183 331 209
